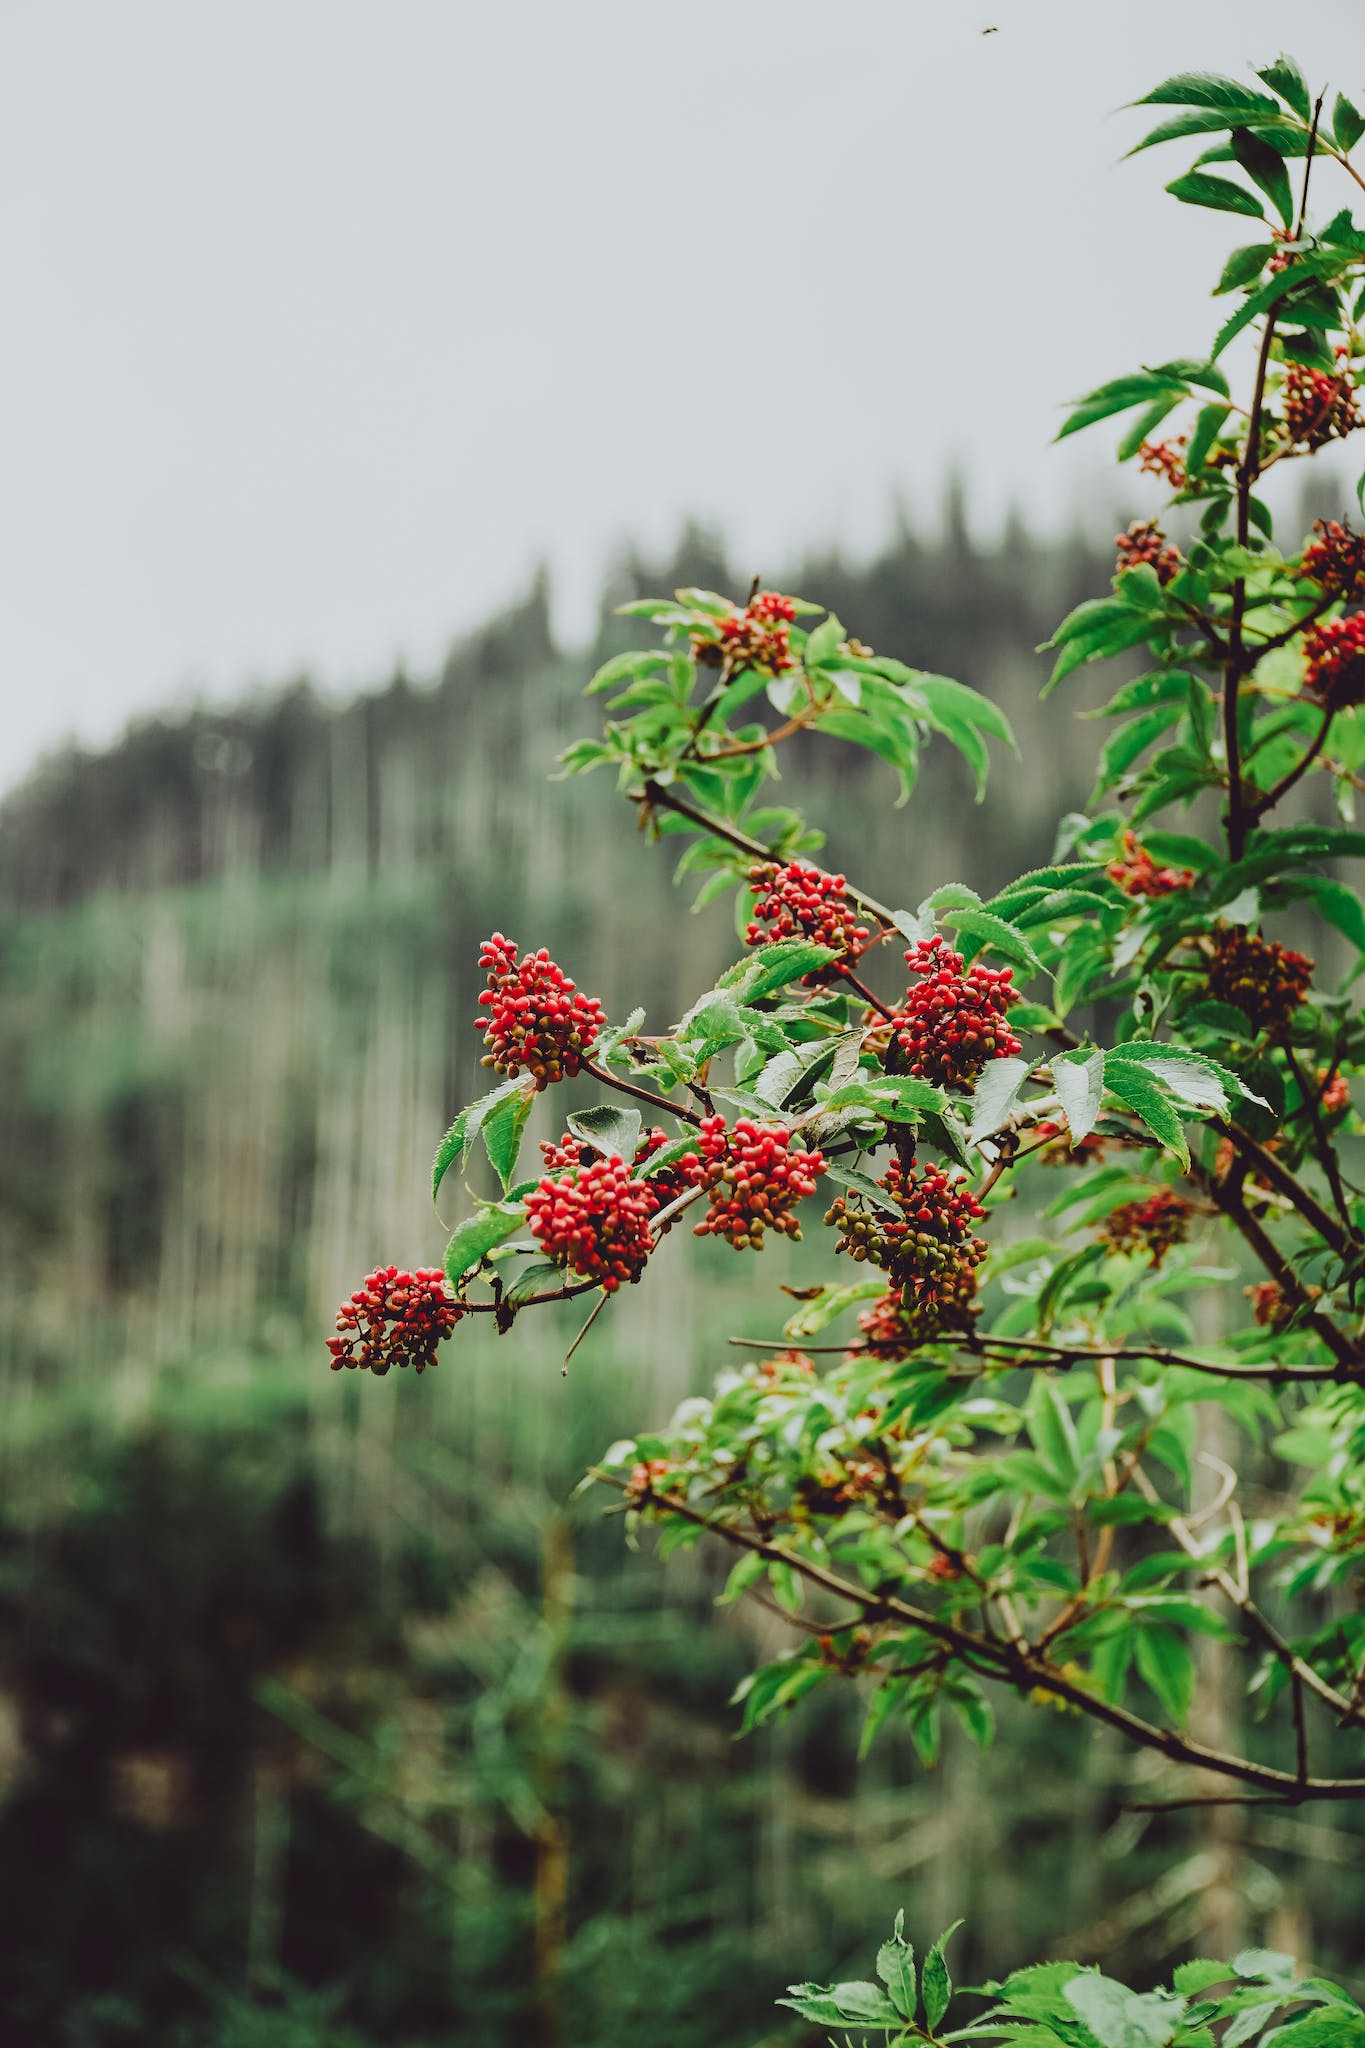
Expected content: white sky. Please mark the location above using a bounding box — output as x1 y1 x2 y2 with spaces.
2 0 1362 790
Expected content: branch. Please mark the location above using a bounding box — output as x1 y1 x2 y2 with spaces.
592 1471 1365 1804
639 778 898 927
579 1057 703 1128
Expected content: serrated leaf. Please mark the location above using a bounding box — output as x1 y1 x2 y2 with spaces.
1166 170 1266 219
1334 92 1365 153
433 1076 527 1199
1104 1049 1227 1117
443 1205 524 1284
1053 1047 1106 1146
941 908 1044 977
1214 242 1275 294
922 1921 963 2033
970 1056 1034 1139
1065 1975 1188 2048
741 941 840 1000
1230 125 1294 226
567 1103 643 1163
1136 71 1280 118
1102 1060 1190 1167
481 1082 537 1190
1257 55 1311 122
782 1278 886 1340
877 1922 918 2021
822 1160 905 1217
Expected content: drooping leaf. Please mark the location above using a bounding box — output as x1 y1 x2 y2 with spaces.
481 1082 537 1190
970 1056 1034 1140
1334 92 1365 153
1230 125 1295 225
1102 1060 1190 1167
1135 72 1281 119
1165 170 1266 219
443 1205 525 1284
1053 1047 1106 1146
433 1076 528 1199
1257 54 1312 123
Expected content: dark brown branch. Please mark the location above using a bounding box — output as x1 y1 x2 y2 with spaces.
639 779 897 927
580 1057 703 1128
591 1471 1365 1805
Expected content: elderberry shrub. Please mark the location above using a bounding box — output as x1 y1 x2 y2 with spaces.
334 56 1365 1964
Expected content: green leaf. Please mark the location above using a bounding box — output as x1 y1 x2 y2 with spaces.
1257 55 1312 123
741 941 840 1000
1136 72 1280 119
1102 1045 1234 1117
1266 2019 1365 2047
1057 371 1192 443
1165 170 1265 219
1230 126 1294 225
1334 92 1365 153
585 650 670 695
481 1082 537 1190
432 1076 528 1199
1053 1047 1106 1146
922 1921 963 2033
941 908 1044 978
822 1160 905 1218
1293 873 1365 954
970 1056 1034 1139
566 1103 643 1162
1065 1975 1189 2048
782 1277 886 1340
802 613 844 668
877 1913 918 2022
1102 1060 1190 1168
1135 1624 1195 1724
1214 242 1275 294
443 1205 524 1284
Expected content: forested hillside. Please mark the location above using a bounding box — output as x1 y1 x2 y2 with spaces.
4 505 1357 2046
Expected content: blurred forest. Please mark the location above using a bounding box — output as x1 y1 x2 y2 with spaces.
2 501 1361 2047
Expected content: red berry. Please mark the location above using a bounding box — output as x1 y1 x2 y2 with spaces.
1107 829 1195 899
1282 363 1359 449
1138 437 1188 488
525 1151 660 1292
1115 519 1180 586
474 933 605 1089
1208 926 1313 1037
745 859 872 977
1099 1191 1193 1269
689 1115 825 1250
885 935 1022 1089
327 1265 461 1375
1299 519 1365 600
1302 612 1365 710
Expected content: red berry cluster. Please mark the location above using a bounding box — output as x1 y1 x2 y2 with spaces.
475 934 605 1089
525 1152 660 1292
1319 1069 1351 1120
829 1158 987 1326
540 1126 695 1221
1138 437 1188 488
1115 519 1180 585
689 1115 825 1249
1208 926 1313 1037
1246 1280 1313 1329
890 935 1021 1088
1099 1191 1194 1268
1300 519 1365 599
754 1348 816 1383
327 1265 461 1375
745 859 872 974
625 1457 680 1504
703 590 798 674
1106 828 1195 899
1282 363 1360 448
1302 612 1365 710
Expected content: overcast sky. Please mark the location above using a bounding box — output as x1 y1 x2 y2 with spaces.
2 0 1362 790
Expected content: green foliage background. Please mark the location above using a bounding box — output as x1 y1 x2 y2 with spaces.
3 508 1361 2045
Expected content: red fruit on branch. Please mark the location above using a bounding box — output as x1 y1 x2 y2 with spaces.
831 1159 987 1336
1302 612 1365 710
1099 1190 1194 1268
1282 363 1360 449
1299 518 1365 599
327 1265 462 1375
1208 926 1313 1037
1115 519 1180 586
1032 1119 1108 1165
1138 437 1188 488
745 859 872 975
1106 828 1195 899
697 589 799 674
474 933 606 1089
525 1152 660 1292
1319 1070 1351 1119
690 1115 825 1250
889 935 1021 1088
